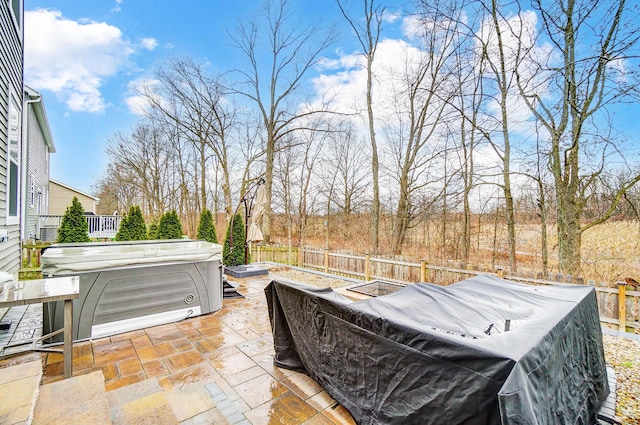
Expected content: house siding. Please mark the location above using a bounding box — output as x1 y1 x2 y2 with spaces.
0 0 23 273
49 181 98 215
25 104 50 240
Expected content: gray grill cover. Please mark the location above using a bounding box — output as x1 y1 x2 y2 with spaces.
265 274 608 424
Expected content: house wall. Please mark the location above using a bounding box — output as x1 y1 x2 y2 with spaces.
49 181 97 215
0 1 23 273
24 105 50 240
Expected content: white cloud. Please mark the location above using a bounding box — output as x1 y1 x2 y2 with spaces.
316 49 362 72
140 37 158 51
24 8 135 113
124 78 159 116
382 9 401 24
112 0 123 13
311 38 424 118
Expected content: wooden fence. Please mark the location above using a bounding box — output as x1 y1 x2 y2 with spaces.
252 245 640 333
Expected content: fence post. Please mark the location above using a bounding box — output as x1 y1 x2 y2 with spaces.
324 249 329 273
617 281 627 333
420 260 427 283
365 254 370 281
297 246 302 267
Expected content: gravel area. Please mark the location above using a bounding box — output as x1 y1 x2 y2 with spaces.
268 265 356 289
603 334 640 424
267 265 640 424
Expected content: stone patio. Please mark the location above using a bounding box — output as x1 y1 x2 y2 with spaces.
0 269 620 424
0 274 356 424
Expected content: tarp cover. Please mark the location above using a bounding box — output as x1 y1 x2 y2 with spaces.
265 274 608 425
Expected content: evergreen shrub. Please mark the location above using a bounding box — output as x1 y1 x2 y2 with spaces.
56 197 91 243
115 205 147 241
157 210 183 239
223 213 248 266
197 209 218 243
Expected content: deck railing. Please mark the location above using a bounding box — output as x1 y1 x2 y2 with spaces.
38 214 122 241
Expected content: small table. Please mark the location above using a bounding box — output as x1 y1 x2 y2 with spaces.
0 276 79 378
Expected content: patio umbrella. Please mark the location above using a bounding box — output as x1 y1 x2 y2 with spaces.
246 183 267 242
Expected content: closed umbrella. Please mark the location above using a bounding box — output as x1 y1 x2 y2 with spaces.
246 184 267 242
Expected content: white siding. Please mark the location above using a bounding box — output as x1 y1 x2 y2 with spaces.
25 104 50 240
0 0 24 273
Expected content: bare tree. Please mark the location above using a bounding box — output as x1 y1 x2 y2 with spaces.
142 57 236 216
415 0 481 265
516 0 640 274
337 0 385 252
384 1 465 255
452 47 483 266
296 128 327 247
325 122 370 216
232 0 335 242
473 0 535 273
104 121 177 217
93 164 139 215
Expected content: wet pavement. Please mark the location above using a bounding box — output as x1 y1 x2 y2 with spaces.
0 274 356 424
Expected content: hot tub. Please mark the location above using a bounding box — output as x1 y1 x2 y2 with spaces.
41 240 223 341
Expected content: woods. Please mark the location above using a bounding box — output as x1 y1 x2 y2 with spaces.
93 0 640 277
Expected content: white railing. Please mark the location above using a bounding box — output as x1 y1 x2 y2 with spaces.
38 214 122 240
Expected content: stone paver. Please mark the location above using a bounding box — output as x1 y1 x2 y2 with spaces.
0 360 42 425
165 384 216 421
119 391 178 425
32 370 112 425
0 276 355 424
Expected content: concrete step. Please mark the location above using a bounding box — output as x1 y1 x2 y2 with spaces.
0 360 42 425
31 370 113 425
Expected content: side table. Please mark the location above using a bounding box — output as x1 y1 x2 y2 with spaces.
0 276 79 378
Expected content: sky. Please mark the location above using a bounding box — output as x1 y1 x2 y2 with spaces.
22 0 403 194
23 0 640 198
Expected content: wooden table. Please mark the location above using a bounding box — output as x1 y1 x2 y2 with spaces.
0 276 79 378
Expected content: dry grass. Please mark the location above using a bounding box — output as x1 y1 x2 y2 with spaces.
267 215 640 286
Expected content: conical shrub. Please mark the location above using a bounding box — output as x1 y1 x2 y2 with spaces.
56 197 91 243
115 205 147 241
197 209 218 243
157 210 183 239
223 213 248 266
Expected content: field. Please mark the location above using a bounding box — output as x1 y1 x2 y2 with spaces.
263 214 640 286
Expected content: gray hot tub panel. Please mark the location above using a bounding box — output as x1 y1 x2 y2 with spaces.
44 259 222 341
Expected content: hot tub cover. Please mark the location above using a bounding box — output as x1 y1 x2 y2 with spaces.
42 240 223 274
265 274 608 425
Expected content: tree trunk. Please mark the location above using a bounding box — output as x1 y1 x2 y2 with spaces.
392 179 410 255
368 57 380 254
264 130 275 243
537 179 549 275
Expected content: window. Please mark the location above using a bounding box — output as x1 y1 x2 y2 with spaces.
7 94 21 224
8 0 22 33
